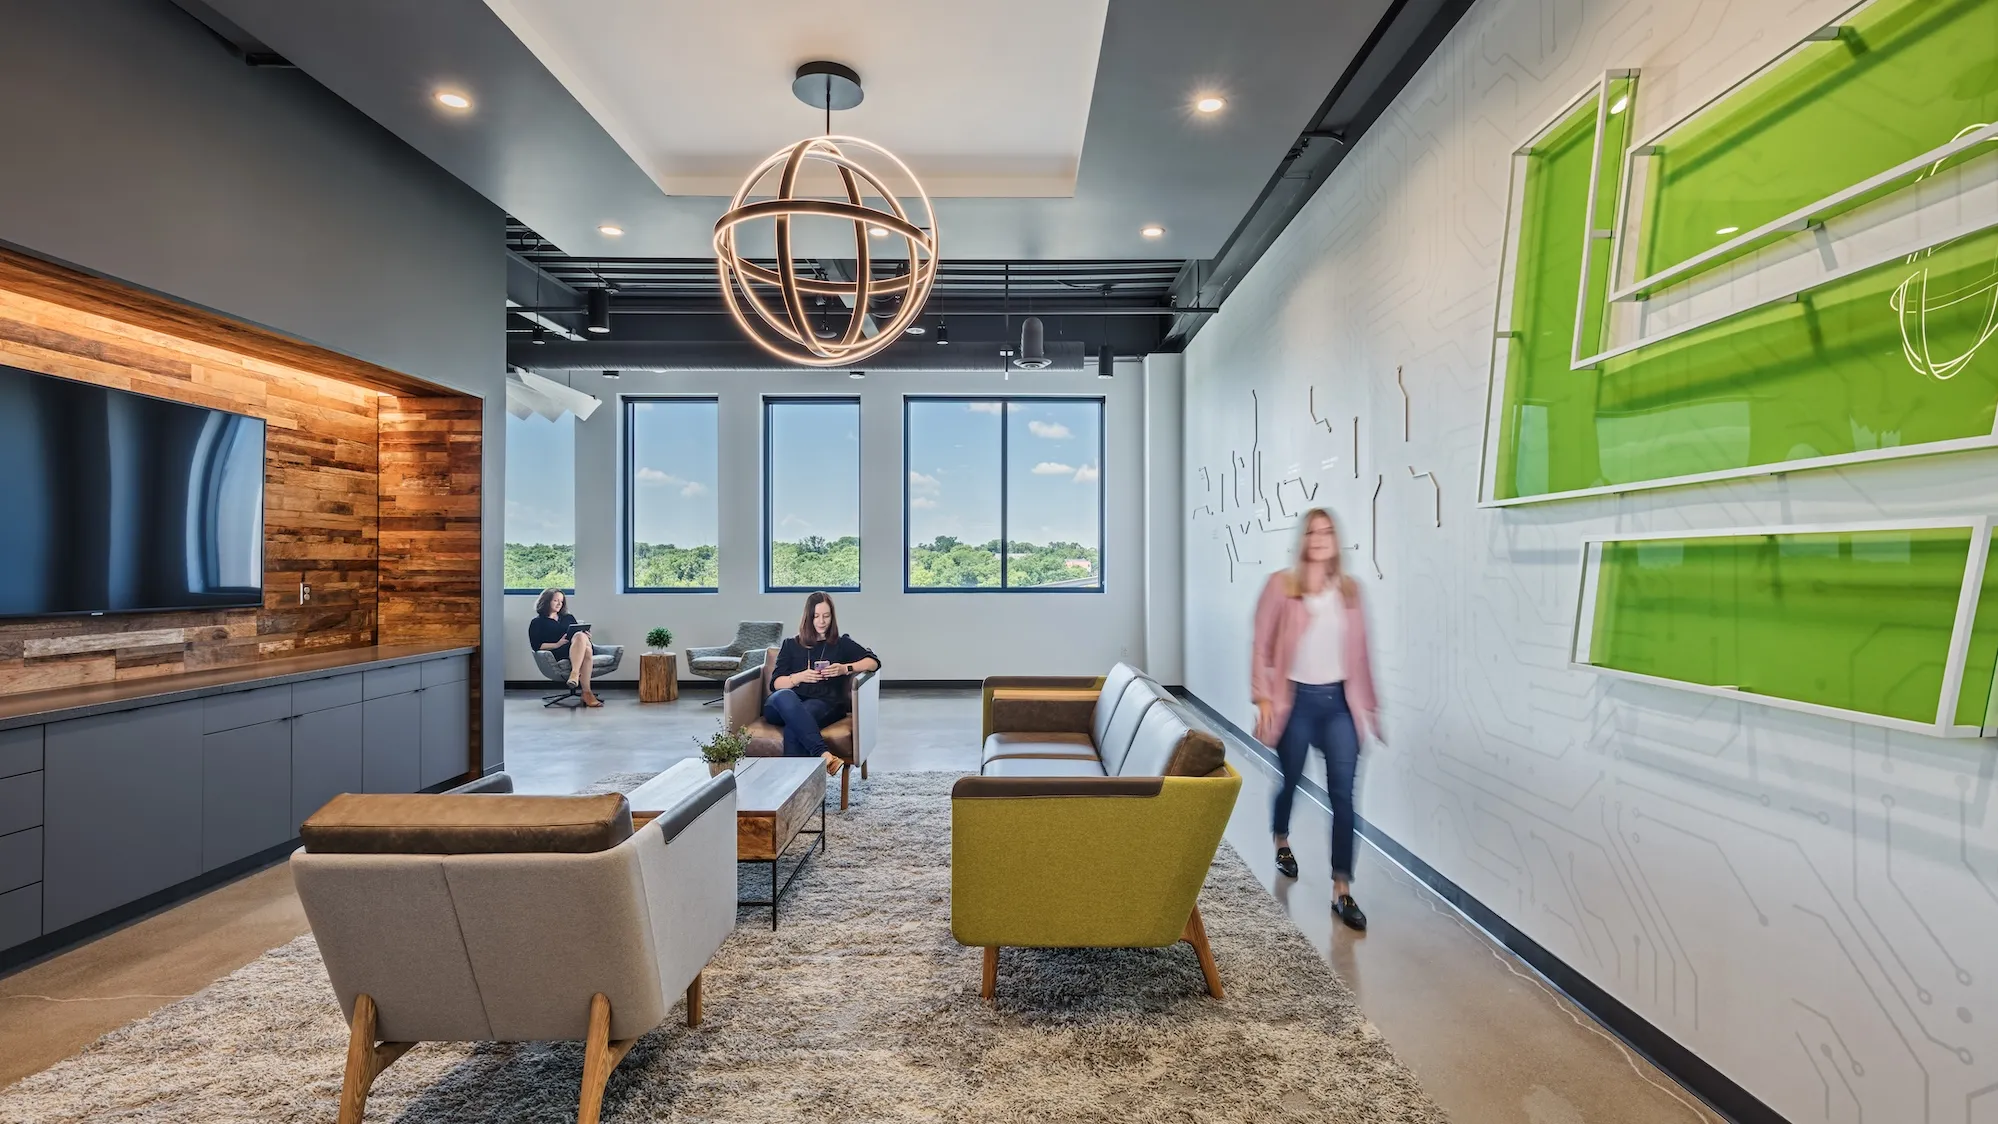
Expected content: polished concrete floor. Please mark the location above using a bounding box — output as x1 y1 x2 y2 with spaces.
0 687 1723 1123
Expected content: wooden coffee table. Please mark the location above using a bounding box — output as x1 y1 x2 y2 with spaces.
625 757 826 929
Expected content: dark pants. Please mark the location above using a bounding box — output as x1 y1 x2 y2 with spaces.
1271 681 1361 882
763 688 837 758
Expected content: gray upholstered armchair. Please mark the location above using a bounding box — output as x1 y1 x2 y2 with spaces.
534 644 624 708
686 621 783 706
291 760 737 1124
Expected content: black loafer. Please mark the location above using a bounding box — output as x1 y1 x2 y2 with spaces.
1275 847 1298 879
1335 893 1368 931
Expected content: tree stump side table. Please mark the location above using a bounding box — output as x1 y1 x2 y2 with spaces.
639 651 679 703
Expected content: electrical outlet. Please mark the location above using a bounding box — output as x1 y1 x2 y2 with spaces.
300 580 311 604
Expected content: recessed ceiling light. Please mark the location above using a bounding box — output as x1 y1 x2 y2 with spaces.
905 324 926 335
1608 95 1628 115
849 370 866 379
1716 225 1740 235
598 224 624 237
1195 96 1225 114
869 226 889 237
1141 225 1166 239
434 90 472 110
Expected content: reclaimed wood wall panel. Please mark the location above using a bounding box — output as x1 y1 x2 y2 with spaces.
378 394 485 776
0 248 488 701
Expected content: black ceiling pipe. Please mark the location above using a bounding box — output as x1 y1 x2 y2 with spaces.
509 339 1100 373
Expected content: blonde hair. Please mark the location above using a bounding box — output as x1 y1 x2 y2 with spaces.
1287 508 1357 604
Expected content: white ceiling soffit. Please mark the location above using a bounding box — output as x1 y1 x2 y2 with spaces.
484 0 1107 199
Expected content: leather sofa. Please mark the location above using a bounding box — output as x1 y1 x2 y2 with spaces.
724 647 879 809
952 663 1242 999
291 760 737 1124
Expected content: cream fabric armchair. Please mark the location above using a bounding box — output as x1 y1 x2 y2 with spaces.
291 760 738 1124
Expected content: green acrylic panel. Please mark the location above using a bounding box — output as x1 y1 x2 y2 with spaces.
1577 75 1638 360
1509 222 1998 497
1637 0 1998 282
1957 529 1998 727
1495 97 1601 501
1589 528 1976 724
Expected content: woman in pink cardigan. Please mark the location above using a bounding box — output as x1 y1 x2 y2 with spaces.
1252 507 1378 930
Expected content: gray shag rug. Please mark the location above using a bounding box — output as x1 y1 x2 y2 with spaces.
0 771 1447 1123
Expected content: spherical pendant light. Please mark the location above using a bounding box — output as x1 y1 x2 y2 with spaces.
711 64 939 367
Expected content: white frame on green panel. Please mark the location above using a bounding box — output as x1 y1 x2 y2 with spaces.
1567 516 1997 739
1604 0 1998 302
1475 72 1634 508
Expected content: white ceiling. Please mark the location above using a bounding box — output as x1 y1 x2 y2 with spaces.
484 0 1108 199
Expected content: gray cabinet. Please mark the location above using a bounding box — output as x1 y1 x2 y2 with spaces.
43 699 203 933
419 678 471 788
292 701 363 829
4 648 470 952
362 691 423 794
0 727 42 780
201 719 294 871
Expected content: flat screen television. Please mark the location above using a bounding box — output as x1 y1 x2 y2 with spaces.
0 363 266 618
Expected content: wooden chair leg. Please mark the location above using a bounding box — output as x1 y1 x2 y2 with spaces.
839 763 850 810
685 972 703 1028
338 994 413 1124
859 760 868 780
981 946 999 1000
579 992 639 1124
1182 906 1224 999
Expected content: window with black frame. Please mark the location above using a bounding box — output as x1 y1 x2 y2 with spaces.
624 397 720 592
504 411 576 593
904 397 1103 591
765 397 861 591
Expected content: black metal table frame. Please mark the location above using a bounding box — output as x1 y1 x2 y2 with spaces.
737 787 827 929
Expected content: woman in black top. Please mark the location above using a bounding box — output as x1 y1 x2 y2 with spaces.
527 588 602 707
766 591 880 774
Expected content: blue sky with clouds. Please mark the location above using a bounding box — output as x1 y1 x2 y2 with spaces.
629 398 721 547
505 412 573 545
768 399 860 543
909 399 1101 548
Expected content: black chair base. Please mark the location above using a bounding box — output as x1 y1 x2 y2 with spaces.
542 684 607 709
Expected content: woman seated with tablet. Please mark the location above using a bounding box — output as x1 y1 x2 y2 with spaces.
765 591 880 774
528 588 602 707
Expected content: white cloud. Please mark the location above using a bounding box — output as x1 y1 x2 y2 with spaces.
967 402 1003 415
1073 463 1099 484
1032 461 1076 476
680 481 708 498
911 496 938 509
1028 421 1072 440
908 470 941 493
637 467 683 486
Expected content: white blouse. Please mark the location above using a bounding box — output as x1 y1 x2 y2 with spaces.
1289 589 1346 686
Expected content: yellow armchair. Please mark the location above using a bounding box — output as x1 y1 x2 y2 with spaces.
951 765 1241 998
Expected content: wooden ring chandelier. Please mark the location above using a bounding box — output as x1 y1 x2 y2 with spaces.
713 134 938 366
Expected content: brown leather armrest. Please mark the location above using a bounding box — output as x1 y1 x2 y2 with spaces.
989 687 1098 735
951 775 1163 799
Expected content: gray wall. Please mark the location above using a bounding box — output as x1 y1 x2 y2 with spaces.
502 362 1164 685
0 0 508 767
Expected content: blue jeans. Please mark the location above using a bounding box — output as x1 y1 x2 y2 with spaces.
1271 682 1361 881
763 688 837 758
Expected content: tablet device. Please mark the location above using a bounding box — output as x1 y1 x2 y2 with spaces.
564 622 592 637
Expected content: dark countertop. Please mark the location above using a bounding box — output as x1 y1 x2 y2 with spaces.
0 643 476 730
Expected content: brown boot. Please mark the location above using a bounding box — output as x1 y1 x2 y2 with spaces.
582 690 603 708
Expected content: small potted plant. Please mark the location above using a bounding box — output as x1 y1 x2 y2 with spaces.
695 720 750 776
645 626 673 653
